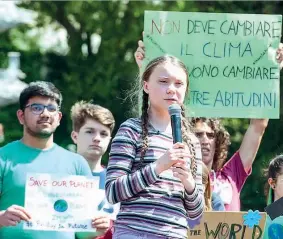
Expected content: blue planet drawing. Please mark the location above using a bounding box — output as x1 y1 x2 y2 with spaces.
268 223 283 239
54 199 68 213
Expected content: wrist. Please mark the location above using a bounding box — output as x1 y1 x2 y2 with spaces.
153 161 163 175
184 180 196 194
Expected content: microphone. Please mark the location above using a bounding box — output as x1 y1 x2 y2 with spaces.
168 104 182 143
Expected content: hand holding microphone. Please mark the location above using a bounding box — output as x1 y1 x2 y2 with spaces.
155 104 189 175
169 104 196 193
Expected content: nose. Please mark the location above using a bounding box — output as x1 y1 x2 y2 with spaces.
92 133 101 142
40 107 50 117
199 133 210 145
166 83 176 94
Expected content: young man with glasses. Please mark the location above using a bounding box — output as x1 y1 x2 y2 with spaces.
0 81 92 239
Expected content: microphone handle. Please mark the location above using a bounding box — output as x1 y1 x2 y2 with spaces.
171 115 182 143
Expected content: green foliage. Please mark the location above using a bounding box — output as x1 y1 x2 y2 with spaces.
0 1 282 211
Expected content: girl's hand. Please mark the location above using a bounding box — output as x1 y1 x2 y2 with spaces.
172 162 196 194
92 215 111 233
155 142 190 175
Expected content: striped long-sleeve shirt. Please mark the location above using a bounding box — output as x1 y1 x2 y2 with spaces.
105 118 204 238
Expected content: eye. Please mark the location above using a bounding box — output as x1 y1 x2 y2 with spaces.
31 104 43 112
175 81 184 85
101 132 109 137
159 79 168 83
85 130 92 134
207 133 215 139
195 132 203 138
47 105 57 112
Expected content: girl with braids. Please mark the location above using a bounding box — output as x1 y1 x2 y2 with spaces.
106 55 204 239
134 40 283 211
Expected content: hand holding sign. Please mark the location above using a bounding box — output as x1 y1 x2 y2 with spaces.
0 205 31 227
135 40 145 69
135 40 283 71
276 43 283 70
92 215 111 233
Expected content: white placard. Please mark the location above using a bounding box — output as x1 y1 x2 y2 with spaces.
24 173 101 232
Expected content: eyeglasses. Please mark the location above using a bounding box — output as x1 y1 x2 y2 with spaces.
195 131 215 140
24 103 59 115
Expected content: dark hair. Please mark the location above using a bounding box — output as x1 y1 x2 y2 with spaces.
190 117 231 171
139 55 197 178
19 81 62 110
265 155 283 203
267 155 283 180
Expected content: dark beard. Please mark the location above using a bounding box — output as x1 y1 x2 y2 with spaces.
26 126 54 139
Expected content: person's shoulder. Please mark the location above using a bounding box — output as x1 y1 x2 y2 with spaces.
119 118 142 133
120 118 141 128
0 140 20 155
53 144 85 161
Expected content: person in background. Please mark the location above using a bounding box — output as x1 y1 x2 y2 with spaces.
71 101 117 239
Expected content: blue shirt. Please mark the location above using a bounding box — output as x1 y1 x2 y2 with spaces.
212 192 225 211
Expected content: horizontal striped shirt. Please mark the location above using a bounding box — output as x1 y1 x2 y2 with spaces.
106 118 204 238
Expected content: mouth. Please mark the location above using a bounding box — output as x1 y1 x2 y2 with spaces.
37 122 51 125
164 99 178 103
201 148 210 155
89 145 101 150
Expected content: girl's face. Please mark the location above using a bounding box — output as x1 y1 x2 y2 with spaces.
269 174 283 201
143 62 187 114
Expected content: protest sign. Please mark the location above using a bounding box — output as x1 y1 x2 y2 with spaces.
187 211 266 239
24 173 101 232
144 11 282 118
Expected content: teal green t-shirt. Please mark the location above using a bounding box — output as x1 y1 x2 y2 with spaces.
0 140 92 239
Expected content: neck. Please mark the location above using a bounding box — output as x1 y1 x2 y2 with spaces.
274 192 280 202
207 161 213 172
148 106 171 132
22 132 54 150
85 155 103 172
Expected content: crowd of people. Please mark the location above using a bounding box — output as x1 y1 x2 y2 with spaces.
0 34 282 239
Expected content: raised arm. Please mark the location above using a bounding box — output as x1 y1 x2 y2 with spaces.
228 43 282 173
134 40 145 69
239 119 268 173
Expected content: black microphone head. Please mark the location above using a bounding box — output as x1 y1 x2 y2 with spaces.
168 104 181 116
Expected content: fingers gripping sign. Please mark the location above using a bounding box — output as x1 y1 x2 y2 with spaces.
0 205 31 227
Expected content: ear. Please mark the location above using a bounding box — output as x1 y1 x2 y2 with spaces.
71 131 78 144
143 81 149 94
57 111 63 125
268 178 276 189
16 109 25 125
